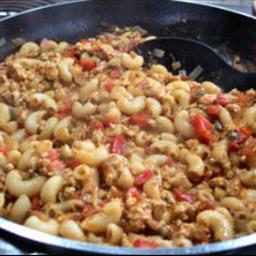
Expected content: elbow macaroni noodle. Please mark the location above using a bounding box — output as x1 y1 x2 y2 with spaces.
0 27 255 248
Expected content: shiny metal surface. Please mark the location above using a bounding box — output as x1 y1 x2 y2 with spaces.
0 0 256 254
0 216 255 255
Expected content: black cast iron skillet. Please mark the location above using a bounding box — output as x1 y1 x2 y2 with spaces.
1 0 256 254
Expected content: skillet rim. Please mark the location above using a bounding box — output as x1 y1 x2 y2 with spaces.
0 0 255 254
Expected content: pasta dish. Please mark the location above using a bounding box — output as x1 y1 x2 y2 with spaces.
0 27 255 248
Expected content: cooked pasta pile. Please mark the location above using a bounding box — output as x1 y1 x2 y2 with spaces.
0 27 256 248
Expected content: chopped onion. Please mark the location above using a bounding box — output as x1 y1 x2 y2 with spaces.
188 65 204 80
0 37 6 48
153 48 165 58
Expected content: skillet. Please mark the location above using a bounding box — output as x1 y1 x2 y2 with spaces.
1 0 256 254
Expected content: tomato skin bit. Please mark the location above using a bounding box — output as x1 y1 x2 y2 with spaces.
239 127 252 139
127 187 141 200
111 135 127 155
229 141 240 152
192 114 214 144
134 170 154 186
216 94 230 106
133 239 158 248
173 187 194 203
206 105 220 117
130 113 150 129
0 146 9 156
79 59 97 71
104 115 120 125
229 127 252 152
104 82 114 92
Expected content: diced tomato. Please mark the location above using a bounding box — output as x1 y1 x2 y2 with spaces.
104 81 114 92
229 141 240 152
133 239 158 248
130 113 151 129
173 187 194 203
241 146 256 166
79 59 97 71
0 146 9 156
241 147 253 158
110 68 122 79
229 127 252 152
206 105 220 117
89 120 104 131
47 150 59 161
79 203 94 221
216 94 231 106
111 135 127 155
104 115 120 125
191 114 214 144
31 196 40 210
239 127 252 139
134 170 154 186
127 187 141 200
66 158 80 169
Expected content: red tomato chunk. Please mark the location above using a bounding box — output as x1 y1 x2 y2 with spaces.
133 239 159 248
111 135 127 155
0 146 9 156
192 114 214 144
216 94 230 106
206 105 220 117
173 187 194 203
134 170 154 186
130 113 150 129
79 59 97 71
127 187 141 200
